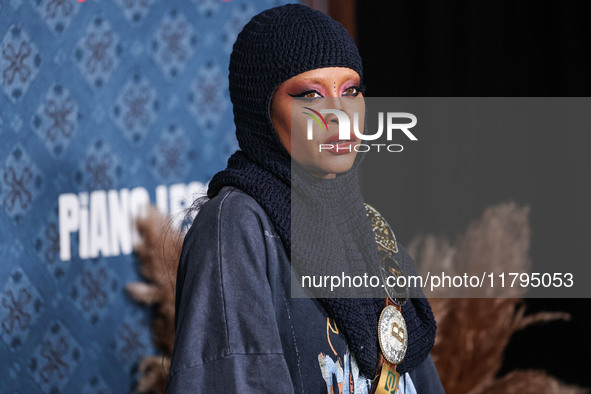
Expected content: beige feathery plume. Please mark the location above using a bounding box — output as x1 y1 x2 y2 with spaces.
409 203 582 394
126 206 183 393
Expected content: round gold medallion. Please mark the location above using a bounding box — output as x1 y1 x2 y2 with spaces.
378 305 407 365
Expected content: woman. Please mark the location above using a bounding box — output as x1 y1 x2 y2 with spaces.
167 4 443 393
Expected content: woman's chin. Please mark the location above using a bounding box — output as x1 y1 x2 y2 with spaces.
301 158 358 179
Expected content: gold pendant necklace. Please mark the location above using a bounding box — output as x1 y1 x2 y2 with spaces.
365 204 409 394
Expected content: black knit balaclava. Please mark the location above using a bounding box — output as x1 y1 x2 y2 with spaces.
208 4 435 378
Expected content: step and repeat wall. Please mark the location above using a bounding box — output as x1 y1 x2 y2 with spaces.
0 0 293 392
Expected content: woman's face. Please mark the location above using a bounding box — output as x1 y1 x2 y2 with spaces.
270 67 364 179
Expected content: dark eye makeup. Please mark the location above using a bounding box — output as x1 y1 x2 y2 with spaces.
288 90 322 99
342 85 362 97
288 84 363 99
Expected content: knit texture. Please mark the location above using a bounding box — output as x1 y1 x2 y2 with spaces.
228 3 363 174
208 3 435 378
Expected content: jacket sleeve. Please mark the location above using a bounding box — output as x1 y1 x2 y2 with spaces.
166 189 294 393
409 354 446 393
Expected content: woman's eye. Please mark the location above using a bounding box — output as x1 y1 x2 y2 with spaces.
343 86 361 97
303 91 322 98
288 90 323 100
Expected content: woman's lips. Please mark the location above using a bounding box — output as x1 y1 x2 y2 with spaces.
324 132 354 143
323 133 357 154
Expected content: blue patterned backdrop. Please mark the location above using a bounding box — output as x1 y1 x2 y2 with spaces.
0 0 294 392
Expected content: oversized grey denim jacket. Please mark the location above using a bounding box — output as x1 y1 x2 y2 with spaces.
166 186 444 393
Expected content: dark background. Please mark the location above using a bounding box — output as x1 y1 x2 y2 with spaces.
355 0 591 388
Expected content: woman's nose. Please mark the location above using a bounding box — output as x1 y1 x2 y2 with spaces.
325 95 345 109
325 113 339 124
325 86 340 99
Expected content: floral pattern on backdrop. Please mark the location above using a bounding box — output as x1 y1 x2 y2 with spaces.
0 0 294 392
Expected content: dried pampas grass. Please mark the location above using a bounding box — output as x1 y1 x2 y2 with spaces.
409 202 584 394
126 207 183 393
477 370 586 394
